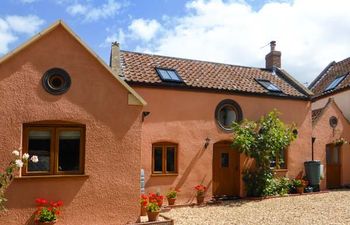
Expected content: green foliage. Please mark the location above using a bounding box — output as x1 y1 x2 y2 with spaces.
232 110 297 197
146 202 160 212
166 190 177 199
37 208 57 222
292 179 303 188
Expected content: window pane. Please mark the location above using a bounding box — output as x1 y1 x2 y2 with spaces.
279 149 286 169
270 156 276 168
221 153 229 168
167 71 180 81
154 147 163 172
58 130 81 171
325 75 346 91
219 105 237 128
166 147 176 172
28 130 51 172
159 69 171 80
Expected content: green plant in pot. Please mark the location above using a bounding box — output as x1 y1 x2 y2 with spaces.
146 202 160 222
35 198 63 225
166 188 179 206
292 179 306 194
194 184 206 204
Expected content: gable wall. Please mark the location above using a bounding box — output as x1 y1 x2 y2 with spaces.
312 90 350 120
312 101 350 189
0 26 142 225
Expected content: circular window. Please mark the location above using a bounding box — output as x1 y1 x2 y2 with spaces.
215 99 243 131
42 68 71 95
329 116 338 128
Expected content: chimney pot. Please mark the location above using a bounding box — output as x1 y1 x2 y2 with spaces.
270 41 276 51
265 40 281 69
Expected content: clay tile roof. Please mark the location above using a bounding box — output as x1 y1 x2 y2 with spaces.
309 57 350 97
312 108 324 125
120 51 309 98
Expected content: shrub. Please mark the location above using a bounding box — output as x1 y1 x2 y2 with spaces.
232 110 297 197
0 150 38 210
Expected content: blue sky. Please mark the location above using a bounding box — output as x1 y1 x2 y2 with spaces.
1 0 350 84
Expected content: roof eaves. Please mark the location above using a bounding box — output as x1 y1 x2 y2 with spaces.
127 81 310 101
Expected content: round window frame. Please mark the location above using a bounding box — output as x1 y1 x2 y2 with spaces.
215 99 243 132
42 68 71 95
329 116 338 128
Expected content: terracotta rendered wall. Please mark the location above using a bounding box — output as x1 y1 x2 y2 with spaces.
0 26 142 225
312 101 350 190
133 87 312 202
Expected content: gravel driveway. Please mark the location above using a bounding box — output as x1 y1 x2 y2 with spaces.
162 190 350 225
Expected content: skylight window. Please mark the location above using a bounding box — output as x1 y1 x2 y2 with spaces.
324 74 347 92
256 79 282 92
156 68 182 82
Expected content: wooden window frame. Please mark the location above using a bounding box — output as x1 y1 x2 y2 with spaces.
22 123 85 176
271 149 288 170
152 142 178 175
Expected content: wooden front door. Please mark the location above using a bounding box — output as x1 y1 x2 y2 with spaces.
326 144 341 189
213 141 240 197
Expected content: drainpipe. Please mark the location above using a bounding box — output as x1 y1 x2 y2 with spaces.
311 137 316 161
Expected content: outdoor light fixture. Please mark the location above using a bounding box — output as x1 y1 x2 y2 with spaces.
204 137 211 149
142 111 150 122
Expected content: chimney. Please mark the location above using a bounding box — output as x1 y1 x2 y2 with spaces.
265 41 281 69
110 42 122 77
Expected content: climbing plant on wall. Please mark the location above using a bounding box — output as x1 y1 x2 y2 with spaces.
232 110 297 197
0 151 38 210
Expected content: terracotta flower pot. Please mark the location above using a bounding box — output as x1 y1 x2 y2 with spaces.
196 195 205 205
36 220 57 225
140 205 147 216
167 198 176 206
147 210 160 222
297 187 304 194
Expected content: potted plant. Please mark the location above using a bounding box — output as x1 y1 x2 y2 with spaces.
194 184 206 204
293 179 305 194
146 202 160 222
165 188 179 206
140 194 148 216
35 198 63 225
148 192 164 207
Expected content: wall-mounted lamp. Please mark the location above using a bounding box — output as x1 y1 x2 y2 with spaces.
204 137 211 149
142 111 150 122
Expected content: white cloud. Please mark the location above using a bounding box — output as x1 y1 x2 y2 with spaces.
5 15 44 34
0 19 17 54
128 19 162 41
103 29 126 47
66 3 87 15
0 15 44 54
66 0 121 22
118 0 350 83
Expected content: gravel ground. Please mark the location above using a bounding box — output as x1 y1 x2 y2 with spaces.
162 190 350 225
